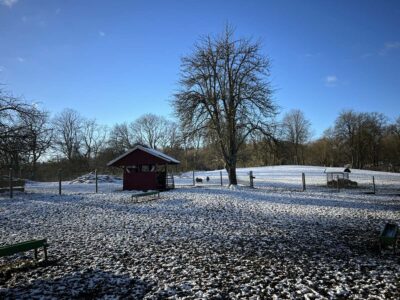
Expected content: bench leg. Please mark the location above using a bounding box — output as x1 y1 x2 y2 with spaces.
34 248 38 260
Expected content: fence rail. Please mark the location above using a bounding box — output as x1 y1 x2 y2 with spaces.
2 168 399 197
175 169 400 195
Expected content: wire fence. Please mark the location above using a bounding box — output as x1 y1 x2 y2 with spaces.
0 170 123 197
1 168 400 198
176 169 400 196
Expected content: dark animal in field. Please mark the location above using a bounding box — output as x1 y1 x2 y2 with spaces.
206 176 210 182
195 177 203 183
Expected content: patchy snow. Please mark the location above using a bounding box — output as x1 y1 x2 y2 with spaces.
69 173 122 184
0 166 400 299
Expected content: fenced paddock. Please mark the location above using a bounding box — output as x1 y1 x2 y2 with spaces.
1 166 399 197
176 166 400 196
0 171 123 197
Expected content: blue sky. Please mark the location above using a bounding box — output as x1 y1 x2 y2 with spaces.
1 0 399 138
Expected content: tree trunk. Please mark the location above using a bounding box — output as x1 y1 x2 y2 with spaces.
226 164 237 185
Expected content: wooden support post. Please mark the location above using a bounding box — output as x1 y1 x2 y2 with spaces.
95 169 98 193
9 168 13 199
249 171 254 188
192 170 195 186
372 176 376 194
44 245 48 261
337 175 340 192
220 171 223 186
58 169 62 195
302 173 306 191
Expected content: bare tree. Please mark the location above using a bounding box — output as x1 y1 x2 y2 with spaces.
281 109 311 164
108 122 134 153
0 89 44 171
81 119 107 161
393 116 400 139
333 110 359 167
19 108 52 178
0 90 36 141
362 112 387 167
52 108 83 160
130 114 170 149
173 26 276 185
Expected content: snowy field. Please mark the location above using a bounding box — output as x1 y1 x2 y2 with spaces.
181 166 400 194
1 166 400 299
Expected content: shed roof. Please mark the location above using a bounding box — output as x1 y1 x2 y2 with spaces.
107 145 180 167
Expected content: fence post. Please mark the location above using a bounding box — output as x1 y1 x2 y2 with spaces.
95 169 98 193
9 168 13 199
220 171 223 186
337 175 340 192
192 170 195 186
249 171 254 188
372 176 376 194
58 169 62 195
302 173 306 191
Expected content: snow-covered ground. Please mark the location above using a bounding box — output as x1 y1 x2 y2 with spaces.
1 166 400 299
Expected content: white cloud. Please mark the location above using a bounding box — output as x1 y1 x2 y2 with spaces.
1 0 18 7
379 41 400 56
98 31 106 37
17 57 25 63
361 52 373 59
304 53 321 58
0 66 5 72
324 75 338 87
384 41 400 50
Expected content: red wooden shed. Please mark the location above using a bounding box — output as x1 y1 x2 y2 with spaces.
107 145 180 191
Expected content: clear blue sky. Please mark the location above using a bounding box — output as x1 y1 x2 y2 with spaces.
1 0 399 138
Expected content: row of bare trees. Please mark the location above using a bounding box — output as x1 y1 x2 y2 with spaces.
108 114 179 153
309 111 400 170
2 85 399 181
52 109 107 162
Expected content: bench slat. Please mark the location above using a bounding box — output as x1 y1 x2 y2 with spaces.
132 191 160 198
0 239 47 257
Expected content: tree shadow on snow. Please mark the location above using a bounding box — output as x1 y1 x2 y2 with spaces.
0 268 152 299
175 187 400 213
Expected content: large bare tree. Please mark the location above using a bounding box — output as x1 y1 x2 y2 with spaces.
173 27 276 185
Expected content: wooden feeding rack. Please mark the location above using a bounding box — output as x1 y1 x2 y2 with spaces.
325 169 357 188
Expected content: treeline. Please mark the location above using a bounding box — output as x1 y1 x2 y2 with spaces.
181 110 400 172
1 89 399 181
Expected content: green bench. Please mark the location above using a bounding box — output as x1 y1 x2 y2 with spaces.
131 191 160 201
0 239 49 261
